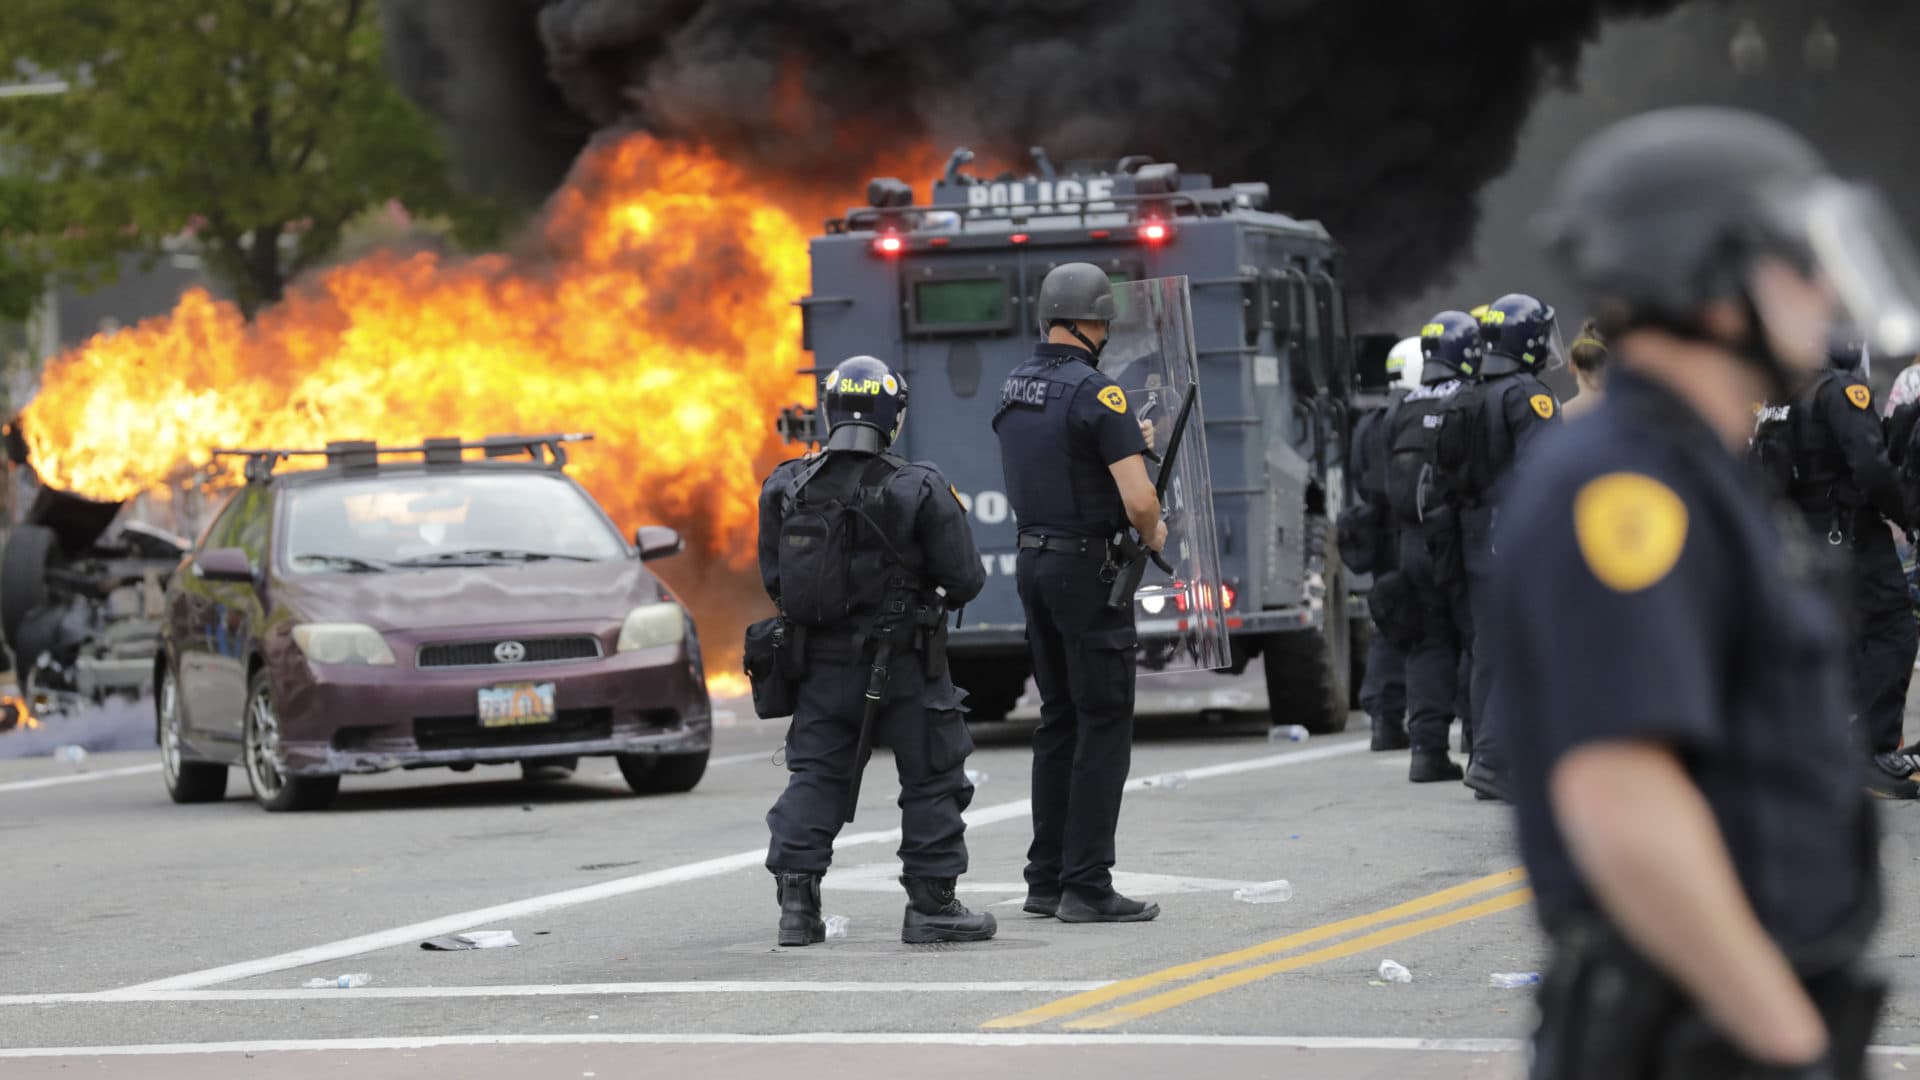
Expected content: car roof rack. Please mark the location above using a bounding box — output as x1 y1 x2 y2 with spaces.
210 433 593 482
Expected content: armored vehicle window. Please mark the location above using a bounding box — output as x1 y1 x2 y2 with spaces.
911 278 1011 333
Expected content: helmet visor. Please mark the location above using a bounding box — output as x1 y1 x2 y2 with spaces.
1536 316 1567 372
1800 179 1920 357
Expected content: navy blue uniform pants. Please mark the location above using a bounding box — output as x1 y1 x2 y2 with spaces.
1016 548 1138 893
766 652 974 877
1360 629 1407 723
1850 525 1917 754
1463 505 1501 770
1400 531 1470 755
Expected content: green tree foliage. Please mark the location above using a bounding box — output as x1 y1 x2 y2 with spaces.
2 0 508 319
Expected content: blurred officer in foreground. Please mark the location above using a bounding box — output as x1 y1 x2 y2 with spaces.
1497 106 1917 1077
1340 336 1421 751
1752 339 1917 798
1384 312 1483 783
994 263 1165 923
1455 294 1563 802
759 356 995 946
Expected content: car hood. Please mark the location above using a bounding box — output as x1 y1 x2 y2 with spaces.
274 559 663 631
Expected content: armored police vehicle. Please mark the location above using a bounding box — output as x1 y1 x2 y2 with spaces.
785 149 1359 732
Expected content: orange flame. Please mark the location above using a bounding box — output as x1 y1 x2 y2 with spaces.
22 134 831 689
1 696 36 730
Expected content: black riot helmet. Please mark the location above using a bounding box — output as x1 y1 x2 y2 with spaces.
1419 311 1485 383
1479 293 1563 376
822 355 909 453
1540 106 1920 394
1035 263 1117 358
1829 338 1869 376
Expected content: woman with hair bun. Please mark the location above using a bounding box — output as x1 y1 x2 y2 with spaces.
1561 320 1609 420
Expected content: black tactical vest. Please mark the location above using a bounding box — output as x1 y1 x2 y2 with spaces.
993 352 1126 537
1385 380 1467 526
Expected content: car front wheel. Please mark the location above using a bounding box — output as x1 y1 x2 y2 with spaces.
242 669 338 812
159 665 227 804
616 749 708 795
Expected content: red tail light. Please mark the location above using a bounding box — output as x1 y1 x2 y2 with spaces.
1139 221 1169 244
873 233 904 256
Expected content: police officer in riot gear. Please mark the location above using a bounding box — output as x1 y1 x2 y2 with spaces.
1384 312 1482 783
1494 106 1910 1077
1458 293 1563 802
758 355 996 946
1340 336 1421 751
994 262 1166 924
1752 338 1918 798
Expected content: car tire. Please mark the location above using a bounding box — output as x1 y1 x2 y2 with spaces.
158 665 226 804
242 668 338 812
950 657 1029 722
616 749 708 795
1 524 59 660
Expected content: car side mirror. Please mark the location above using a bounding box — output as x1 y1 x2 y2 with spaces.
635 526 684 562
194 546 256 583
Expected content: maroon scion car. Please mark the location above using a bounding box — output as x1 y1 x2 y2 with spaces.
156 435 712 811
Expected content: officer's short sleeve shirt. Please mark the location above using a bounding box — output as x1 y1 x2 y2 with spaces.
1491 372 1872 946
1070 374 1148 467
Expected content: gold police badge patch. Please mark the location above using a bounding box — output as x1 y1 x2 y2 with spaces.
1573 472 1689 593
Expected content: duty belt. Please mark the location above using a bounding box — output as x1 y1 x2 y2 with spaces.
1018 533 1111 560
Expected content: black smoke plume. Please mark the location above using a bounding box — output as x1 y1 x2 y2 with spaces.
391 0 1920 314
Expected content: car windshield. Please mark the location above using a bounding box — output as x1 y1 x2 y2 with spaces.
282 472 625 573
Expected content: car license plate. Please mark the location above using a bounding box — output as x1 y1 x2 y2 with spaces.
478 683 556 728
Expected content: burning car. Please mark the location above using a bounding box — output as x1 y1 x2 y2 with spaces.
156 433 712 811
0 484 191 720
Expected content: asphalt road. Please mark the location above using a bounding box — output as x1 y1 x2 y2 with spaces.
4 672 1919 1080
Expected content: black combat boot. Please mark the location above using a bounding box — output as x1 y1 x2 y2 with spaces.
1023 889 1061 917
1867 754 1920 800
900 876 998 944
1370 713 1409 752
775 871 825 947
1410 750 1464 783
1056 886 1161 923
1463 759 1510 802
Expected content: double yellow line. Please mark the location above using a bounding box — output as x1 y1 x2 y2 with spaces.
983 867 1531 1031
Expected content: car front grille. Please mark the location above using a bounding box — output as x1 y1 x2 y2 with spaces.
413 708 614 751
415 635 603 669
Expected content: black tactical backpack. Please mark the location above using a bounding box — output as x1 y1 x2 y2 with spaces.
777 453 914 628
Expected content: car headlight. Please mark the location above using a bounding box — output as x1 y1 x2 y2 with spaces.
292 623 396 666
618 603 686 652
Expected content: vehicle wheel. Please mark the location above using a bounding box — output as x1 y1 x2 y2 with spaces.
617 749 708 795
1263 518 1352 735
158 665 226 804
521 757 579 782
950 657 1030 722
242 669 338 812
0 524 59 659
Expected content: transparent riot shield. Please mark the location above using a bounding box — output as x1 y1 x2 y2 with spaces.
1099 277 1229 674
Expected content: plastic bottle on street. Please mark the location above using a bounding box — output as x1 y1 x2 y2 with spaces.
303 973 372 989
1490 972 1542 989
56 745 88 767
1232 880 1294 904
823 915 851 940
1268 725 1309 743
1145 772 1188 791
1378 960 1413 984
964 769 989 787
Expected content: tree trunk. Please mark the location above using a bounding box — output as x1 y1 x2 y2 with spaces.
236 224 285 319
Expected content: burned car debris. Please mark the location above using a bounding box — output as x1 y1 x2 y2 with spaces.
0 484 189 719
